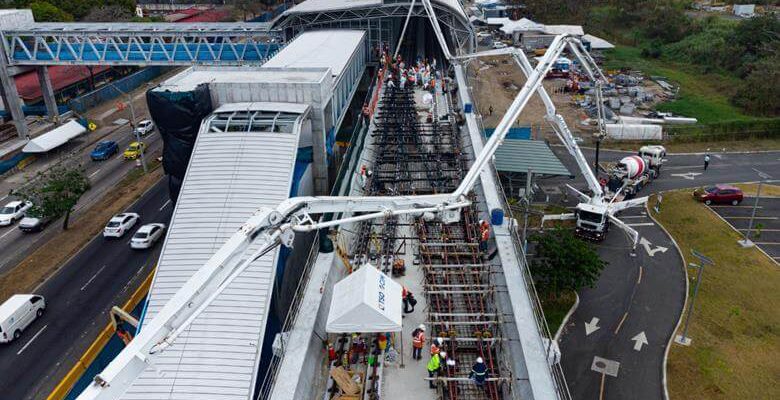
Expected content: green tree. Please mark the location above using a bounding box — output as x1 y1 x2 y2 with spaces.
16 165 90 230
29 1 73 22
733 51 780 116
530 226 607 296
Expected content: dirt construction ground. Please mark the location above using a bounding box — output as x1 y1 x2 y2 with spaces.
468 56 592 139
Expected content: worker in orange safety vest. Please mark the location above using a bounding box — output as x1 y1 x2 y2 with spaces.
412 324 426 360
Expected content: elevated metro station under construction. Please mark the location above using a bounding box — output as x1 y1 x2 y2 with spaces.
0 1 575 400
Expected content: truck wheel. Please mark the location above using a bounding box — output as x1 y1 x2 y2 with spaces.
36 308 44 317
13 330 21 340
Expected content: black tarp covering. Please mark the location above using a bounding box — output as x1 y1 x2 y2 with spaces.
146 84 213 202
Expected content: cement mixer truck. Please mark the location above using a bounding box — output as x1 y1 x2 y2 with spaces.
603 145 666 199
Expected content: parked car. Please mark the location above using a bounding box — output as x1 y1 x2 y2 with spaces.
0 294 46 343
18 215 53 233
130 223 166 249
693 185 744 205
492 41 508 49
123 142 146 160
90 140 118 161
0 200 32 226
134 120 155 137
103 212 140 238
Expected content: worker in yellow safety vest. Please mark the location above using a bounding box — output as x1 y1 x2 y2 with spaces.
427 351 446 388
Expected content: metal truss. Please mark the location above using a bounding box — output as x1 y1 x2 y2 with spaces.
276 1 474 55
2 22 282 65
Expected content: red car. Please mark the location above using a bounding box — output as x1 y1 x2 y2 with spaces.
693 184 744 205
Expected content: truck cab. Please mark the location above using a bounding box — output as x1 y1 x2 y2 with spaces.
638 145 666 172
574 203 609 241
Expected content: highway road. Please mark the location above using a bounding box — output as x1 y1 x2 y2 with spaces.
542 147 780 400
0 178 171 400
0 123 163 275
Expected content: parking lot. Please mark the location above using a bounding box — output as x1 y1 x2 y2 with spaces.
709 197 780 261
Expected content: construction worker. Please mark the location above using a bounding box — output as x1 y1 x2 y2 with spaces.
431 337 443 356
479 220 490 253
402 286 416 314
704 153 710 170
362 102 371 125
470 357 488 387
427 351 442 388
412 324 426 360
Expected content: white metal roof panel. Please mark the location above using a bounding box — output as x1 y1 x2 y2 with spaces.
122 110 302 400
22 120 85 153
261 30 365 77
286 0 381 14
155 66 329 92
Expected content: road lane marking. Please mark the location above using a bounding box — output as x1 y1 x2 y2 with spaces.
754 242 780 245
0 194 7 202
614 312 628 335
724 216 778 220
738 228 780 232
0 228 17 240
80 265 107 291
627 222 655 227
637 266 643 285
17 324 47 355
709 205 762 209
619 215 648 219
159 199 171 211
599 372 606 400
88 169 101 178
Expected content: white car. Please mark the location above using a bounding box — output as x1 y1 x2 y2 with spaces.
0 200 32 226
492 41 508 49
103 213 140 238
130 223 166 249
134 120 155 137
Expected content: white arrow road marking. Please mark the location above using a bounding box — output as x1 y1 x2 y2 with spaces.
585 317 600 336
639 237 668 257
713 154 723 159
671 172 703 180
631 331 648 351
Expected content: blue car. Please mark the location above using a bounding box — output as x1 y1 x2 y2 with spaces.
91 141 118 161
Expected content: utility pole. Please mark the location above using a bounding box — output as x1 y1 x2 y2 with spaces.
739 168 772 247
675 249 713 346
126 94 148 174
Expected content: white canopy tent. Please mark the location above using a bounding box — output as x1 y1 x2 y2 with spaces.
326 264 402 333
22 120 86 153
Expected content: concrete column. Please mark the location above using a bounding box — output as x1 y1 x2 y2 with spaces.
37 66 59 123
0 40 28 138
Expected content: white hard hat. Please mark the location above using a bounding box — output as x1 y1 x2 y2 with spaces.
436 337 443 346
476 357 484 363
419 324 426 331
440 351 447 358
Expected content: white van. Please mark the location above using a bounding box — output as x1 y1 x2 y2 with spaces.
0 294 46 343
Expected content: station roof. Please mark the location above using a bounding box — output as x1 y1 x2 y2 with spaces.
285 0 467 20
124 102 307 400
494 139 571 177
261 30 365 78
154 66 329 92
22 120 85 153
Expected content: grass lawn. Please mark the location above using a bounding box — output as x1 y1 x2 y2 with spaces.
648 191 779 400
733 183 780 197
603 46 758 124
540 290 576 335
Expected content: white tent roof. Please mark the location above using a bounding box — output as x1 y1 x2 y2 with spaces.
583 34 615 49
543 25 584 36
326 264 402 333
499 17 545 35
23 120 85 153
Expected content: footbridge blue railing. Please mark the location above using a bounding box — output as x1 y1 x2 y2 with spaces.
3 23 281 65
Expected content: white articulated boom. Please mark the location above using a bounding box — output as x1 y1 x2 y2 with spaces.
79 6 642 398
420 0 644 247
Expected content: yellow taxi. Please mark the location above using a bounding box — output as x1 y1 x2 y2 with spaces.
123 141 146 160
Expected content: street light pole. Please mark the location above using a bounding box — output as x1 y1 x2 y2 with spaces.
675 249 713 346
739 168 772 247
